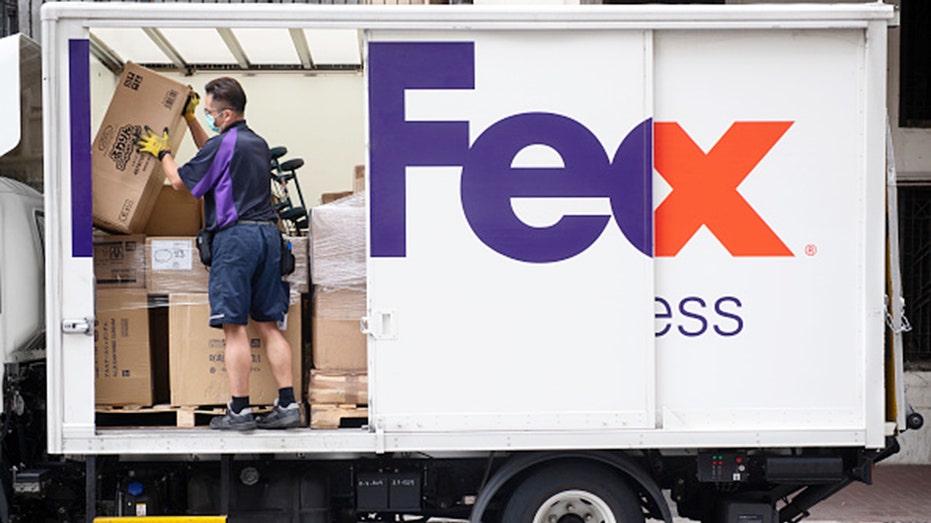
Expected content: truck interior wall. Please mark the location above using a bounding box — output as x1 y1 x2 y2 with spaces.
90 59 117 133
89 63 366 208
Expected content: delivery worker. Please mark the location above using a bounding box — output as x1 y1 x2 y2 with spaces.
136 78 300 431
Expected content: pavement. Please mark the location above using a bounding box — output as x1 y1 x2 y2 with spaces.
667 465 931 523
803 465 931 523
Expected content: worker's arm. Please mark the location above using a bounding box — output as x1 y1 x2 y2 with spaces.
187 117 209 150
160 154 187 191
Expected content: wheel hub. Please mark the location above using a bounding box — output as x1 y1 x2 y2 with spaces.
532 489 618 523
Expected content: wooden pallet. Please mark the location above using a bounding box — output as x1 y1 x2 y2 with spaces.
309 404 368 430
96 404 273 428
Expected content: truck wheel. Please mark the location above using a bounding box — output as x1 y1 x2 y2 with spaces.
502 463 645 523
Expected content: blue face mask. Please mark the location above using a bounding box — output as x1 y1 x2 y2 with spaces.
204 112 221 133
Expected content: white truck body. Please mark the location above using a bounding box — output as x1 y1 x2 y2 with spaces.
37 0 894 455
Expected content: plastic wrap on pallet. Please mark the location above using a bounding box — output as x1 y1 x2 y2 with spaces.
95 281 300 315
94 288 153 406
93 233 305 409
143 235 309 295
144 236 208 294
310 193 365 288
285 235 310 294
94 233 147 288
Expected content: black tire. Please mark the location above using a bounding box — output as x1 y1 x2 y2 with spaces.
502 463 645 523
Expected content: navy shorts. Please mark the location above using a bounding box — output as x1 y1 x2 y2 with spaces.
208 222 289 328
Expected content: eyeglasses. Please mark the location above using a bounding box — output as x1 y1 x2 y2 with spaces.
204 106 230 117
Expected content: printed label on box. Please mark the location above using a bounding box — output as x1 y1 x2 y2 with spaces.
150 239 193 271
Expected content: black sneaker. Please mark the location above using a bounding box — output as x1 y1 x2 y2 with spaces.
256 400 302 429
209 403 257 431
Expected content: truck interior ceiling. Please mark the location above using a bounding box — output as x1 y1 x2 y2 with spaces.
88 24 366 215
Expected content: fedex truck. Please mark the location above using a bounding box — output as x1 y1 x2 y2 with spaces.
0 1 919 522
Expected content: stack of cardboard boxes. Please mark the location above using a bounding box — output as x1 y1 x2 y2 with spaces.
92 64 308 411
308 192 368 407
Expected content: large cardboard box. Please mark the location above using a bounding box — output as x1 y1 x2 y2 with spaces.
95 289 153 406
92 62 188 233
146 236 309 294
168 293 302 406
145 185 203 237
94 234 146 288
145 237 208 293
312 287 366 370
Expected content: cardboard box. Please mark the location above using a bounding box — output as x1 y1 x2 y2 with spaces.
146 236 309 294
145 237 209 294
92 62 188 233
321 191 353 205
312 287 366 370
168 293 303 406
95 289 153 406
308 370 368 404
353 165 365 193
94 234 146 288
145 185 203 236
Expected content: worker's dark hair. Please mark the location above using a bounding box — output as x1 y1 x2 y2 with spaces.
205 77 246 114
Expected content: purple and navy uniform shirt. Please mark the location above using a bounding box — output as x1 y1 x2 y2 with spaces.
178 120 277 230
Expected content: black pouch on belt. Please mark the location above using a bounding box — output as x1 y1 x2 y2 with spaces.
280 234 295 276
195 228 215 267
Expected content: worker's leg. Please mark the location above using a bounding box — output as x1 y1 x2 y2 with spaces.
207 225 262 431
209 322 256 430
253 321 293 389
251 226 301 428
223 323 252 397
253 320 301 429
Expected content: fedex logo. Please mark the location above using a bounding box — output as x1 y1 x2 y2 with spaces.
369 41 794 262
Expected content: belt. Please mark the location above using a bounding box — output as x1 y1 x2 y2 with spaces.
218 219 276 231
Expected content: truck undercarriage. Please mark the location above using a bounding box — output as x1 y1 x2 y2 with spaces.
1 359 909 523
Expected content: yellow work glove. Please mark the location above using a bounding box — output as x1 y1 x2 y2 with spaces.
183 89 200 122
136 126 171 161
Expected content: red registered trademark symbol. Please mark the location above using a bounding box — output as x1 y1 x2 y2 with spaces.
804 244 818 256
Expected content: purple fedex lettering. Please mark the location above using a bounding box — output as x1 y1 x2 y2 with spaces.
369 41 652 262
462 114 651 262
369 42 473 258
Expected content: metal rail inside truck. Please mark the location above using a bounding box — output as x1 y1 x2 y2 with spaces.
0 2 922 522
